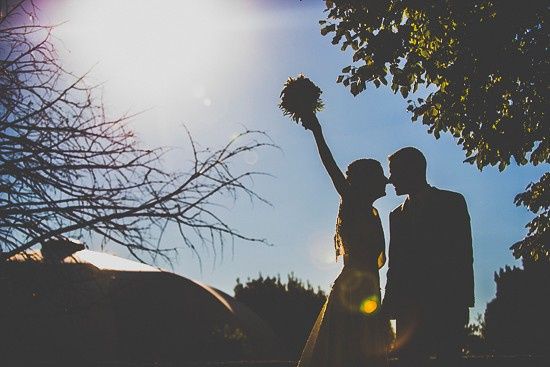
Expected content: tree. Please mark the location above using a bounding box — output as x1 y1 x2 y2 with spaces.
233 273 327 359
0 1 273 264
512 173 549 263
483 261 550 355
321 0 548 261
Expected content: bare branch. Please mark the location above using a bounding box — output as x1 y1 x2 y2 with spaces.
0 1 275 265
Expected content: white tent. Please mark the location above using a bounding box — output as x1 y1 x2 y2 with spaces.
1 239 281 365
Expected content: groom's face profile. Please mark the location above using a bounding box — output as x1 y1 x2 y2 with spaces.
388 160 409 196
388 147 428 196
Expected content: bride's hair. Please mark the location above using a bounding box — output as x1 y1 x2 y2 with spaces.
346 158 384 182
334 158 385 260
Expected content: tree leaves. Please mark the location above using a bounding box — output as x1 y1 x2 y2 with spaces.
512 174 550 262
322 0 547 168
321 0 549 262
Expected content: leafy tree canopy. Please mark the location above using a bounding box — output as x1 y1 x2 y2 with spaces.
234 273 326 359
321 0 548 261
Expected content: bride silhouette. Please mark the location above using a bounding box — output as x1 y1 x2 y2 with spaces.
297 113 390 367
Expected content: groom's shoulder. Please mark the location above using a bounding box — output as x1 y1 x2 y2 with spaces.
430 186 467 207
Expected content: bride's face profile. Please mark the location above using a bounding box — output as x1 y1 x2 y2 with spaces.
346 164 388 201
369 171 389 200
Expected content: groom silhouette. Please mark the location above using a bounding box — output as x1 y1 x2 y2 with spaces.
383 147 474 366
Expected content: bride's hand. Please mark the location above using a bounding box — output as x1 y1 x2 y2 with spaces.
301 113 321 133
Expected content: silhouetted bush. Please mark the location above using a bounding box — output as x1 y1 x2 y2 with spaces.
234 273 326 359
463 319 489 356
483 260 550 355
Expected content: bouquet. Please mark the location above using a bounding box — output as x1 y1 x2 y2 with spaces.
279 74 324 125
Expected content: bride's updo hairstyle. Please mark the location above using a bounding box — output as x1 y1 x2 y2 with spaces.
345 158 385 188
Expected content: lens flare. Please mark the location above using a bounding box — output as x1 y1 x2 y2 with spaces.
334 269 381 315
360 296 379 315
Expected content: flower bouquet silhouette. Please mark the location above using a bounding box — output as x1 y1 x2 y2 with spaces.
279 74 323 128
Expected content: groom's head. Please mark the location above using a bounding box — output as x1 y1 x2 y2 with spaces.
388 147 427 196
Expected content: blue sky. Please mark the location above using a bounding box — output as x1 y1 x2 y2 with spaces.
43 0 547 321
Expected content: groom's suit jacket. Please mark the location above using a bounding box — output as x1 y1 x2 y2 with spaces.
385 186 474 316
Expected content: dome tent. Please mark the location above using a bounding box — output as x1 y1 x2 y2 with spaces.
0 238 281 365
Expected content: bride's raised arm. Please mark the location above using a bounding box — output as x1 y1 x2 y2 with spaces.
301 113 348 197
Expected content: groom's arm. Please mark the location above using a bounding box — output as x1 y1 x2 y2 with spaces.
454 193 474 307
444 192 474 307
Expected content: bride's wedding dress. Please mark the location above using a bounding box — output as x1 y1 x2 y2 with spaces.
298 198 391 367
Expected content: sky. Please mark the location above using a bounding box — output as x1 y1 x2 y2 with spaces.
38 0 547 321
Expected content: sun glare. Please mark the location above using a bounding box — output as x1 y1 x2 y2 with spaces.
308 231 340 271
51 0 254 112
75 250 160 272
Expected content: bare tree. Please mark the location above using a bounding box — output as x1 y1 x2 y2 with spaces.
0 1 274 265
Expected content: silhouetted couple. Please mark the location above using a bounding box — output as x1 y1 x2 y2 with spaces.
296 113 474 367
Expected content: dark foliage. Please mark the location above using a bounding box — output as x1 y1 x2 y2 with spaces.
483 261 550 355
512 173 550 263
321 0 548 262
463 318 489 356
233 273 327 359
